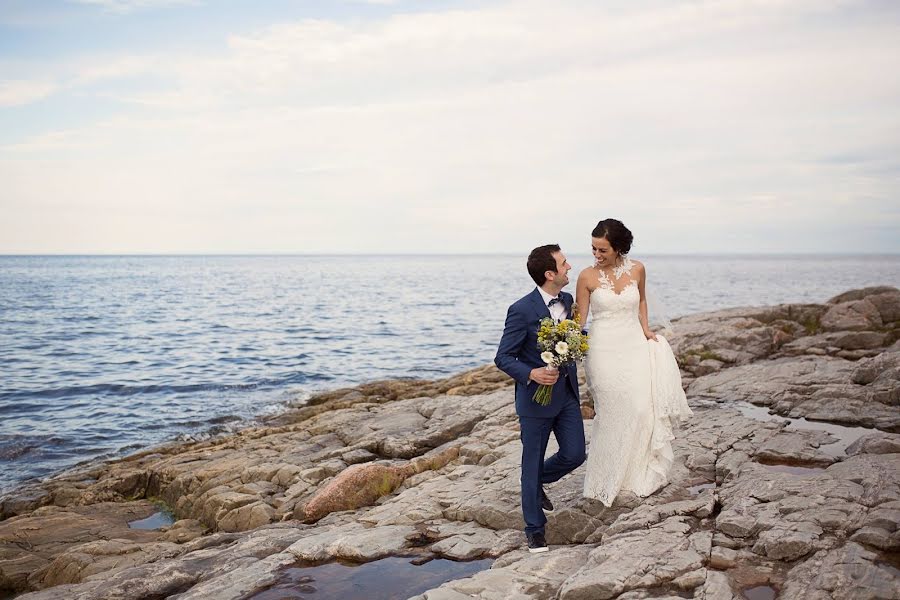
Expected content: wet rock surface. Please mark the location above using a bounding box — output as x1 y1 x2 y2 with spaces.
1 288 898 599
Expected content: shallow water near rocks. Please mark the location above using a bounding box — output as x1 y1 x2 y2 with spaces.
732 402 870 456
688 482 716 495
127 509 175 530
742 585 777 600
757 463 827 476
784 418 871 457
247 555 493 600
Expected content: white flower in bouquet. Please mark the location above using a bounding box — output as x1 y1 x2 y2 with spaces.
532 314 589 406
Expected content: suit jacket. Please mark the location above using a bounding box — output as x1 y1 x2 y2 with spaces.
494 288 580 418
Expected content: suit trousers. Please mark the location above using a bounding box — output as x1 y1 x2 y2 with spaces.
518 396 586 535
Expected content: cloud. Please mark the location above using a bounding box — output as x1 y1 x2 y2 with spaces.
72 55 160 85
69 0 199 13
0 79 58 107
2 0 899 253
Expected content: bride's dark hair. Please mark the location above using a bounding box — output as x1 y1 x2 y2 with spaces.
591 219 633 256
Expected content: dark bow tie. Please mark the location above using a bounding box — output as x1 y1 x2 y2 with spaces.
548 295 563 307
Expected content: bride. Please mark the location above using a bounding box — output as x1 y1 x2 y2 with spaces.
575 218 692 507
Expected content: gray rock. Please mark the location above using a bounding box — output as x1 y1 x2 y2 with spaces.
827 286 899 304
669 314 775 365
559 517 707 599
697 569 738 600
753 430 838 466
752 525 821 560
4 296 899 600
410 546 593 600
849 526 899 550
694 359 725 376
170 552 297 600
0 488 51 519
824 454 900 505
13 527 305 600
341 448 377 464
40 538 182 588
0 502 168 593
427 522 520 560
851 350 900 407
780 542 899 599
852 351 900 385
689 356 900 430
709 546 738 569
286 523 417 562
845 432 900 456
821 299 883 331
868 290 900 323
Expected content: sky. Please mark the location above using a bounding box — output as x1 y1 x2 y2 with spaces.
1 0 899 255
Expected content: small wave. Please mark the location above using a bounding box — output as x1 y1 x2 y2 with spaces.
282 327 315 334
60 315 101 322
217 356 267 364
117 443 145 453
0 443 35 460
46 350 80 357
208 414 241 425
0 380 276 402
0 401 52 414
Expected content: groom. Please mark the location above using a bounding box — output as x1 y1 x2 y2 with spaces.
495 244 586 553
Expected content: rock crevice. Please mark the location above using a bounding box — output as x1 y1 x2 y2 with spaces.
1 288 898 599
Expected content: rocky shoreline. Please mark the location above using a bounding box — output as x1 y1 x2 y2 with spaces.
1 286 898 599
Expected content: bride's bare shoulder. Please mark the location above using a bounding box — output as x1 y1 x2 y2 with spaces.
577 266 597 282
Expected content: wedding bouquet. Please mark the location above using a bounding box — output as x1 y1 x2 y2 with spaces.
533 315 589 406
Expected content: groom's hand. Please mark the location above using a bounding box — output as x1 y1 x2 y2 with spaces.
530 366 559 385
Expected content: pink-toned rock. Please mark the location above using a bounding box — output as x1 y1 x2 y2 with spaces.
302 446 460 522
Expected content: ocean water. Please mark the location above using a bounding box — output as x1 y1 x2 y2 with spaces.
1 254 897 494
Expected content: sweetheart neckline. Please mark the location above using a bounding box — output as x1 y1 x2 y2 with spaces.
589 280 638 297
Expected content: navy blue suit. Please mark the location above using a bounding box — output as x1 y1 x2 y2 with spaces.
494 288 586 535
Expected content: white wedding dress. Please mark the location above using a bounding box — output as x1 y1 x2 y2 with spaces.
583 258 693 506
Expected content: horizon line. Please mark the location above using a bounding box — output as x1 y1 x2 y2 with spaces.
2 252 899 258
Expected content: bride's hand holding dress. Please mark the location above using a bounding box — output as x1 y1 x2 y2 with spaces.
576 221 692 507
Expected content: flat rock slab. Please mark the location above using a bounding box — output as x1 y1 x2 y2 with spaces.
2 288 899 600
0 501 162 592
689 355 900 430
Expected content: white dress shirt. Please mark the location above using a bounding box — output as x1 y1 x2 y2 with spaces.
537 287 567 323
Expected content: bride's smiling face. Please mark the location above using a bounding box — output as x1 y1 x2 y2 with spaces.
592 237 616 267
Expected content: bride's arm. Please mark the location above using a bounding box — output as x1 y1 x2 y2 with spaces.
636 262 658 341
575 269 592 330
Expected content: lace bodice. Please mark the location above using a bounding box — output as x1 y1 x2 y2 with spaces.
589 258 640 326
581 254 693 506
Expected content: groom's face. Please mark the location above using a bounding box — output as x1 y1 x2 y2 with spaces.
549 251 571 287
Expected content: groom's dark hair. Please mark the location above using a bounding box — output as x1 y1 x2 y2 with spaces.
527 244 561 286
